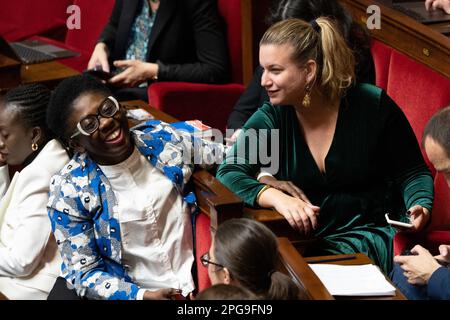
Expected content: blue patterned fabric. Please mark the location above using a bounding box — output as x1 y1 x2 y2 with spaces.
47 120 224 300
125 1 155 62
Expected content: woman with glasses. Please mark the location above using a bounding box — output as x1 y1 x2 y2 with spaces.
0 84 69 299
200 218 299 300
46 74 224 300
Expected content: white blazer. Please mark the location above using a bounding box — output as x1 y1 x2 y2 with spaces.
0 139 69 299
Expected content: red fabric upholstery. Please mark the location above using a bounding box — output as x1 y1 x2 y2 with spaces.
217 0 243 84
387 50 450 157
0 0 71 41
32 0 115 72
148 0 246 132
148 82 244 131
195 213 213 292
370 42 450 257
370 40 392 91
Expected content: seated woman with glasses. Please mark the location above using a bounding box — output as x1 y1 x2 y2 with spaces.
200 218 300 300
0 84 69 299
46 74 225 300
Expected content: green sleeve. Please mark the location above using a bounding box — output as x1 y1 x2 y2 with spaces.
216 103 277 207
379 91 434 212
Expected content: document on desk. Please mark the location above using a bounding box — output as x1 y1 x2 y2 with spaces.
309 264 396 296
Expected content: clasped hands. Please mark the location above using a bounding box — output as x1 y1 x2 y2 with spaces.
258 176 320 236
394 244 450 285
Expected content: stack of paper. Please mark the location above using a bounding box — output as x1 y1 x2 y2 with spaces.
308 264 396 296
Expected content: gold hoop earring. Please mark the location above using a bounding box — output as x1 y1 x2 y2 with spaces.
31 143 38 151
302 84 311 108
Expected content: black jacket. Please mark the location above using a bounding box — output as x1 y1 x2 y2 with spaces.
98 0 229 83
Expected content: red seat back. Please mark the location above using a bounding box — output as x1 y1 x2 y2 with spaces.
218 0 244 84
64 0 115 54
386 50 450 174
370 40 392 91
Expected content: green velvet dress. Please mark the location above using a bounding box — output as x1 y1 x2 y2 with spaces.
217 84 433 273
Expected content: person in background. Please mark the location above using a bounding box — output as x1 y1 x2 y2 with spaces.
391 106 450 300
425 0 450 14
46 75 224 300
195 283 257 300
87 0 229 101
201 218 300 300
227 0 374 137
0 84 69 299
217 18 433 274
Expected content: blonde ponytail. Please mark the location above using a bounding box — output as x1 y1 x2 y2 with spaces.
315 17 355 101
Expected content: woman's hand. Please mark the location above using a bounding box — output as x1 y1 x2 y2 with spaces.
407 205 431 232
87 42 110 72
143 288 181 300
259 175 312 204
258 187 320 236
109 60 158 87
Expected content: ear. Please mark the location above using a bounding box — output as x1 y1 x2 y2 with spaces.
69 139 86 154
30 127 42 145
222 267 232 285
304 59 318 85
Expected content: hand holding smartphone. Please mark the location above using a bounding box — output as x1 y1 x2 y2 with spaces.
83 65 115 80
385 213 413 228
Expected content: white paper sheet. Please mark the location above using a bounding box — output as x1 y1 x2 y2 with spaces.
308 264 396 296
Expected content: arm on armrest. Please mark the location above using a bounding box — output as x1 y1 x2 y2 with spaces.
193 169 243 230
277 237 334 300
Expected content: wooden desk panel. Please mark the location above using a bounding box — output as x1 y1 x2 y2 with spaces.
339 0 450 78
278 237 406 300
20 61 79 88
304 253 406 300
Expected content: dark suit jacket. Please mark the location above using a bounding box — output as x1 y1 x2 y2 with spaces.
98 0 229 83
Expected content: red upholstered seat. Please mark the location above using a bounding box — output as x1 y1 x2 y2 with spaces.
0 0 71 41
386 50 450 171
148 0 249 132
32 0 115 72
372 42 450 256
370 40 392 91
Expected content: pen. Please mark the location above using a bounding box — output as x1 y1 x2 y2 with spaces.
308 256 357 264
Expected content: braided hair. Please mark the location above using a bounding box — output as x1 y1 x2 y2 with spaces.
4 83 53 141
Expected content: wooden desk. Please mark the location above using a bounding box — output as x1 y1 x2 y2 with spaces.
20 61 79 88
339 0 450 78
277 237 406 300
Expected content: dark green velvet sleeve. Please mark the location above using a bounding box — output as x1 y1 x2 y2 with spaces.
379 90 434 212
216 103 277 207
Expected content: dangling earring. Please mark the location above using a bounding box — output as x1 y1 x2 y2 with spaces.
302 84 311 108
31 143 38 151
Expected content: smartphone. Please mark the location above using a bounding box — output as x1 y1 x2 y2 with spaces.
385 213 413 228
83 67 115 80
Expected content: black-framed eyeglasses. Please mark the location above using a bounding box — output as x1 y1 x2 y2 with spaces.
200 252 224 269
70 96 121 139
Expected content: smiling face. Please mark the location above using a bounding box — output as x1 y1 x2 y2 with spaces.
67 92 133 165
0 104 35 166
259 43 313 107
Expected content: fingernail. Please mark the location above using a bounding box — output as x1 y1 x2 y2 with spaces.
406 210 411 216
